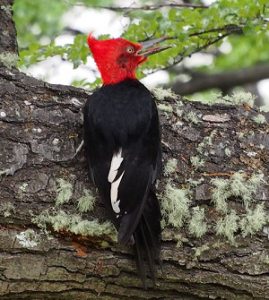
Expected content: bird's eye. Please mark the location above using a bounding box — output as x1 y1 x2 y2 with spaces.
126 46 135 54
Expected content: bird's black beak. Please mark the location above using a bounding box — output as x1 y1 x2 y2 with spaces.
137 36 171 57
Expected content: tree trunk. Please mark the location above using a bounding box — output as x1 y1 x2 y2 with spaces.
1 1 269 299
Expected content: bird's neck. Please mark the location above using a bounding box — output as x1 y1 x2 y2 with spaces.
97 63 137 85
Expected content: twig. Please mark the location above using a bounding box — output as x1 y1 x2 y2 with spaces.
189 24 243 37
145 32 231 75
90 3 209 11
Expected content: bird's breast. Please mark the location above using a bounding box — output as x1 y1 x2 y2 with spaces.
92 82 153 146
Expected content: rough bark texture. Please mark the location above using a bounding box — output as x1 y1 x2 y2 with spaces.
1 1 269 299
0 0 17 54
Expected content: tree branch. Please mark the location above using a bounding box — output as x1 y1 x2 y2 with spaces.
1 63 269 298
171 64 269 95
189 24 243 37
1 1 269 299
87 3 209 12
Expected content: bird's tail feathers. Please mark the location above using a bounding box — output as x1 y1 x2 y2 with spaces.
133 191 161 287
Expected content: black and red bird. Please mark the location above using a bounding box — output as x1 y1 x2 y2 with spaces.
84 34 169 285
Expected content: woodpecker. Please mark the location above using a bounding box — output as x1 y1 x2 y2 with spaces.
84 34 169 286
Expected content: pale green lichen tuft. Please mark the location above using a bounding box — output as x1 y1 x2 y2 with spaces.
164 158 178 175
190 155 205 169
70 219 115 238
0 202 15 217
197 130 216 154
240 204 267 237
188 207 207 238
19 182 28 192
157 103 173 113
152 87 178 101
32 210 117 241
211 178 230 213
216 210 239 243
252 114 266 124
211 171 264 212
231 172 264 207
184 111 201 124
0 52 18 69
161 183 190 228
187 177 205 187
55 178 73 206
260 103 269 113
223 91 256 107
187 90 256 107
230 172 251 205
176 108 183 117
194 244 210 257
77 189 96 213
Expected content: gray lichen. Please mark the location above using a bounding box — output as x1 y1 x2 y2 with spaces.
260 103 269 113
240 204 267 237
184 111 201 125
197 130 216 154
19 182 28 192
188 90 256 107
211 171 264 212
211 177 230 212
215 210 239 243
32 210 117 241
55 178 73 206
223 91 256 107
0 202 15 217
188 207 207 238
152 87 178 101
77 189 96 213
161 183 190 229
194 244 210 257
187 177 205 187
252 114 266 124
16 229 39 248
231 172 264 207
190 155 205 169
164 158 178 176
0 52 18 69
157 103 173 113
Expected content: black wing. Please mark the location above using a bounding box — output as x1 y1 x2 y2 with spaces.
84 79 161 285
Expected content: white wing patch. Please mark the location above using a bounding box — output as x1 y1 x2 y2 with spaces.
110 172 124 213
108 149 124 182
108 149 124 214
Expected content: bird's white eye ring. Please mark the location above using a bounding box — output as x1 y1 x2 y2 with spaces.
126 46 135 54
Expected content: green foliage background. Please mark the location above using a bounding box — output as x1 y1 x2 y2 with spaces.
13 0 269 89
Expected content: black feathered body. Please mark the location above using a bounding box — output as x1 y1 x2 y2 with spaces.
84 79 161 284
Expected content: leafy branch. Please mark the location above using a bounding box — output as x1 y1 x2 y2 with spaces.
144 31 235 76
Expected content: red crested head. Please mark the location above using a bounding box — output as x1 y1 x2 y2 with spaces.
87 34 170 85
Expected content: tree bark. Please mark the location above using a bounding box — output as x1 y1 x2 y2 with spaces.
1 1 269 299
